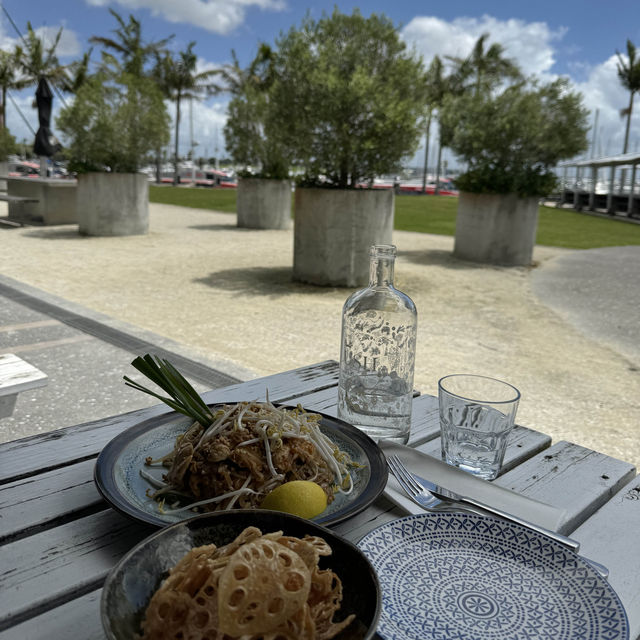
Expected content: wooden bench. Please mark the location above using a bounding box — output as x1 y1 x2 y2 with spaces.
0 353 48 418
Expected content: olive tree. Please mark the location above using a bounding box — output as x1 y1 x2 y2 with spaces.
222 45 291 179
442 77 589 197
57 70 170 173
271 9 427 188
441 71 589 266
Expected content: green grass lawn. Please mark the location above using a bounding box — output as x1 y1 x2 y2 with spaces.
150 184 238 213
149 185 640 250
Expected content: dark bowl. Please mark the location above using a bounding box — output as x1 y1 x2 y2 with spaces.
101 510 382 640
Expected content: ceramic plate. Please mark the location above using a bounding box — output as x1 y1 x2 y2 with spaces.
94 404 387 527
101 510 382 640
358 512 629 640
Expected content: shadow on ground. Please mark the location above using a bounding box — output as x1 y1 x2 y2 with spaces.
399 247 527 272
194 266 348 298
21 227 83 240
188 223 242 232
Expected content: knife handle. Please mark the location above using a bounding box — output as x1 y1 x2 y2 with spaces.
459 495 580 552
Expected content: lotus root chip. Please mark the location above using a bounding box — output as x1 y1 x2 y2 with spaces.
140 527 355 640
217 538 311 636
302 535 332 556
276 536 320 570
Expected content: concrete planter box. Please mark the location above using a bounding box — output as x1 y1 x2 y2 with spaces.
77 172 148 237
237 177 292 229
7 177 77 225
454 191 540 266
293 187 394 286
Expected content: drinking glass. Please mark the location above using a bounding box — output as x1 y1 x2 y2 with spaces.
438 374 521 480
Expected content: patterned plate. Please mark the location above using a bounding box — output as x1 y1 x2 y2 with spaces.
358 512 629 640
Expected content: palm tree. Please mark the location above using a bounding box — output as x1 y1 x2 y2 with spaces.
90 9 173 78
213 44 275 96
152 42 219 184
449 33 520 96
0 49 29 130
616 39 640 155
63 49 93 94
422 56 445 193
13 24 70 173
14 23 69 88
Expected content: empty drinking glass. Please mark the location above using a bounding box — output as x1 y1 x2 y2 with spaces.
438 374 521 480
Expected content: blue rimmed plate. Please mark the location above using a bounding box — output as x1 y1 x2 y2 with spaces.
94 404 387 527
358 512 629 640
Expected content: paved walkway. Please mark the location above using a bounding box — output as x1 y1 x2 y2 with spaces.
0 202 638 468
531 245 640 365
0 277 241 441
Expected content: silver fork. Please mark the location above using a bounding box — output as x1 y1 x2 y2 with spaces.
387 454 581 550
387 454 609 579
387 454 444 510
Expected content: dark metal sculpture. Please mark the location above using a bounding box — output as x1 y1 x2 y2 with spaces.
33 78 62 158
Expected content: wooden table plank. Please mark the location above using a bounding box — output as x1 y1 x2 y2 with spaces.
0 590 104 640
289 388 441 447
0 510 152 631
0 459 102 543
571 474 640 638
417 424 552 475
0 361 341 484
494 440 637 535
1 363 637 639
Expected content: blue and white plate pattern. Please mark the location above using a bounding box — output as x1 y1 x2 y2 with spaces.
358 512 629 640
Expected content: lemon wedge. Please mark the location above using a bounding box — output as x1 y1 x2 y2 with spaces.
261 480 328 519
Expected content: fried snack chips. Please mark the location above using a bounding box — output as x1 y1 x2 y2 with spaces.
140 527 355 640
218 538 311 635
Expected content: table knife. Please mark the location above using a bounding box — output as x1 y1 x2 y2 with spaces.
412 470 581 550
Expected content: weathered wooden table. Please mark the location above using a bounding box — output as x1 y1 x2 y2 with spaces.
1 360 639 639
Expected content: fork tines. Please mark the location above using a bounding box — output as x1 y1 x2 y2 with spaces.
387 454 422 497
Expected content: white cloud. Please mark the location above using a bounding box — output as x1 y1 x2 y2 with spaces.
86 0 286 35
402 14 640 167
401 14 566 78
172 98 230 158
0 24 82 59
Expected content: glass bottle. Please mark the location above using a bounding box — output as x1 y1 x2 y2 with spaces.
338 244 417 444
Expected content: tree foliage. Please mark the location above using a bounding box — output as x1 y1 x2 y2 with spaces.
0 49 29 131
0 125 18 160
14 23 70 89
442 77 589 197
56 71 170 173
616 39 640 154
270 9 427 188
447 33 520 96
152 42 219 182
90 9 173 78
222 45 291 179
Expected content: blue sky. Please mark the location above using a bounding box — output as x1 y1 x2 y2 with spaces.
2 0 640 169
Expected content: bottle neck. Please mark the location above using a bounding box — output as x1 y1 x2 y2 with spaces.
369 245 396 287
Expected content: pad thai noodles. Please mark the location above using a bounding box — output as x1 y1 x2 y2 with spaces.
140 401 355 515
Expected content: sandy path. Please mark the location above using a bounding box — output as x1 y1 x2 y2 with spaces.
3 202 638 466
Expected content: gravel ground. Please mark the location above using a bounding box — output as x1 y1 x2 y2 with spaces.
2 201 638 466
